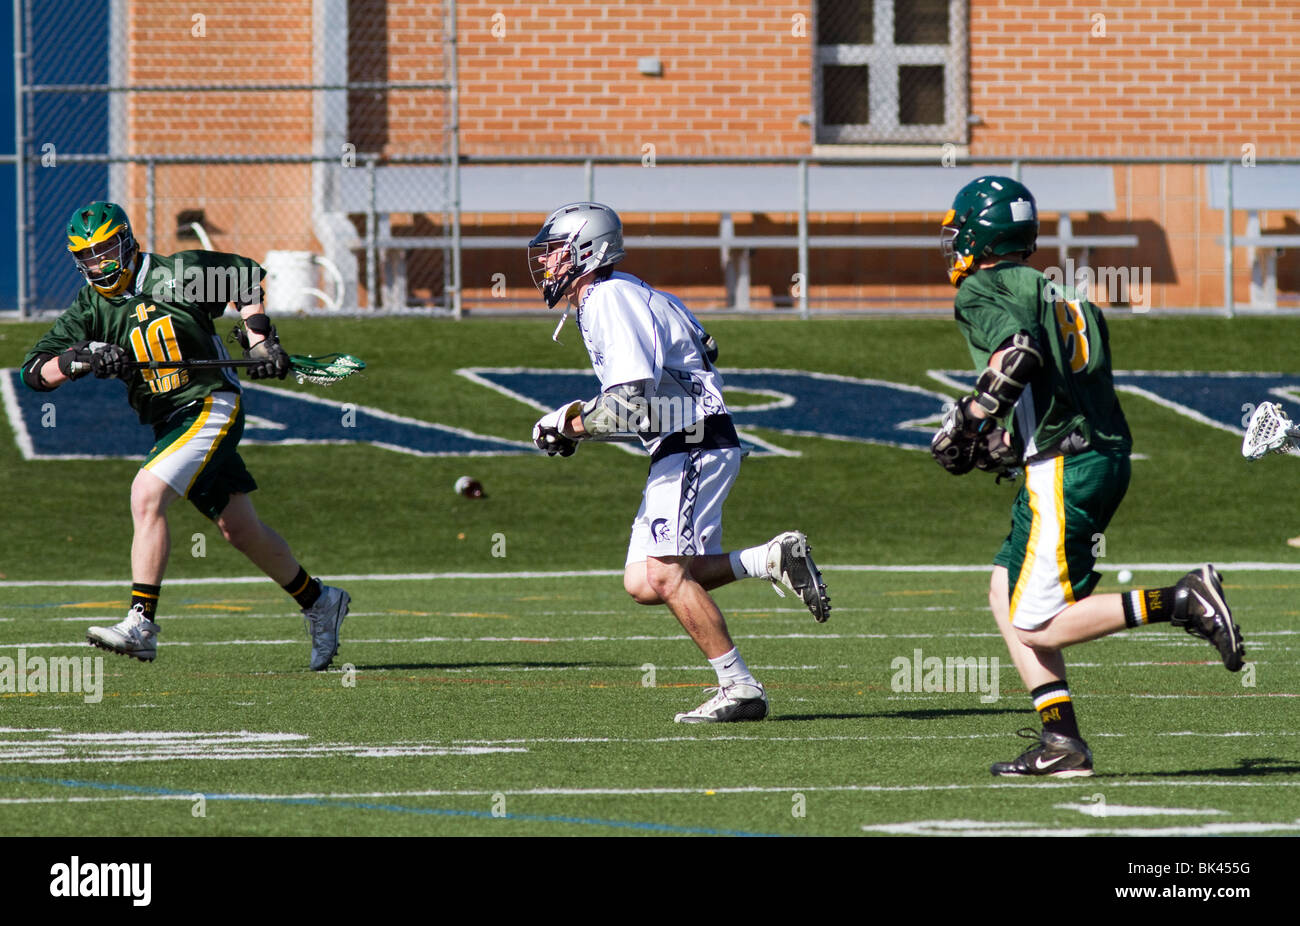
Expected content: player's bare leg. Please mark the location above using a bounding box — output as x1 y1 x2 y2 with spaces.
987 565 1092 776
624 554 737 605
129 468 179 585
645 556 735 659
1016 594 1126 653
89 468 176 660
215 493 351 671
647 555 769 723
215 492 301 585
989 566 1066 691
624 534 830 621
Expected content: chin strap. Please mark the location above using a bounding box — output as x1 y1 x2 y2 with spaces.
551 307 569 344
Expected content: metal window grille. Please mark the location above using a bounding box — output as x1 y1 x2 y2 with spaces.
815 0 969 144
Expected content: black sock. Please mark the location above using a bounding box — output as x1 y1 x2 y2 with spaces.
1122 586 1177 627
131 583 161 622
282 568 322 609
1032 681 1082 740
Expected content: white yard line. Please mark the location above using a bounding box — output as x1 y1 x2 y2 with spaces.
4 777 1300 808
8 561 1300 588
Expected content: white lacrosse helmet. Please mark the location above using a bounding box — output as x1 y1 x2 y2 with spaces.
528 202 625 308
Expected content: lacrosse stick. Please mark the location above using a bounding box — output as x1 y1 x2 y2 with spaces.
1242 401 1300 460
129 353 365 386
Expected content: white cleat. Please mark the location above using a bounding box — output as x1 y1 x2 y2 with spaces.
765 530 831 622
303 585 350 671
673 683 769 723
87 604 160 662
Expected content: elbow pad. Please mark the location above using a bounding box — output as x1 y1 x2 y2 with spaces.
580 380 652 437
973 333 1043 418
21 354 55 392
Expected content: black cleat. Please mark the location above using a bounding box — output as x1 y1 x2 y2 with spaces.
1173 564 1245 672
991 727 1094 778
766 531 831 623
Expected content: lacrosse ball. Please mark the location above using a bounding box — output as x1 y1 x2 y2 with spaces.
1117 569 1133 584
455 476 486 498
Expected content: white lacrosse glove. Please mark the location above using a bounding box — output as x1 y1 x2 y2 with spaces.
532 400 584 457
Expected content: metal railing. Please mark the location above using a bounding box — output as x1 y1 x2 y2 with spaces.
9 148 1300 318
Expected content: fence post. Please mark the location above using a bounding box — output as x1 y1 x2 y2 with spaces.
1223 159 1234 317
146 158 156 251
366 154 377 310
13 0 26 318
447 0 461 319
798 158 809 319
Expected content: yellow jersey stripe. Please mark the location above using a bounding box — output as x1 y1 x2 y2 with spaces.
1052 456 1075 607
1009 480 1043 622
185 395 241 495
145 397 214 475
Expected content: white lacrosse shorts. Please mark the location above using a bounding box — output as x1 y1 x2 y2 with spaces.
625 446 743 564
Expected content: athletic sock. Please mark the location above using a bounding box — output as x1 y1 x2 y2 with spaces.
1122 586 1177 627
283 568 322 609
709 647 759 689
730 543 771 580
130 583 161 622
1032 681 1082 741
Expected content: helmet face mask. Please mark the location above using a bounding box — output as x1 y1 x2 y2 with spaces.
940 177 1038 286
528 202 625 308
67 202 139 297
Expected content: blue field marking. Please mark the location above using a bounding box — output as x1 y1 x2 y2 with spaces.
1 373 532 459
463 366 953 454
0 775 784 837
934 369 1300 438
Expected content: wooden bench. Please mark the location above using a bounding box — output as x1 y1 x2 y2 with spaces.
1208 164 1300 310
326 164 1138 309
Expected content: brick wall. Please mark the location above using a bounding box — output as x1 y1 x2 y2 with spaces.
119 0 1300 310
125 0 316 260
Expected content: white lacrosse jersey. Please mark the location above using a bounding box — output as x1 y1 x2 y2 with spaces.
576 271 728 455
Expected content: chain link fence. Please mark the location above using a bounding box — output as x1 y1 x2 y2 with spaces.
14 0 458 317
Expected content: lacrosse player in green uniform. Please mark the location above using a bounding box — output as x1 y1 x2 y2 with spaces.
932 177 1246 776
21 201 350 670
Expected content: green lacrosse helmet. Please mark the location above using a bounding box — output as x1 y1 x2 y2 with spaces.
940 176 1038 286
66 201 140 297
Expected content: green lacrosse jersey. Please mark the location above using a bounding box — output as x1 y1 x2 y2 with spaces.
24 250 263 425
953 261 1132 458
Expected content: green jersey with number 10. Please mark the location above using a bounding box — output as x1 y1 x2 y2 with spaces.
24 250 264 426
953 261 1132 458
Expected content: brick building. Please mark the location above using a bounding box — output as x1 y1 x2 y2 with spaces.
118 0 1299 311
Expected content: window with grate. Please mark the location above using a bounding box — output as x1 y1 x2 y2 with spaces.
814 0 969 144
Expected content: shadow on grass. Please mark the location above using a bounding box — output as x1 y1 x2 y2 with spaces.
770 707 1026 722
1128 757 1300 778
353 661 623 671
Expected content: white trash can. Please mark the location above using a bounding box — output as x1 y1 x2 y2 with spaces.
263 250 344 313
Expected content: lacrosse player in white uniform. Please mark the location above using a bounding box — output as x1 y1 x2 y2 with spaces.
528 202 831 723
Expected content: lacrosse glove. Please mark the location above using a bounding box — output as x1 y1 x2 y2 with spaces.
232 317 290 380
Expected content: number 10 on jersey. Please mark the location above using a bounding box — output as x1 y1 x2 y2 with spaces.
129 312 189 394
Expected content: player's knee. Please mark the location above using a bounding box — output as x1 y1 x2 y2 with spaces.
645 560 688 602
623 566 663 605
1017 626 1061 653
129 476 171 523
216 514 261 552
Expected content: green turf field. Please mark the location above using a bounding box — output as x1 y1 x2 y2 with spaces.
1 315 1298 836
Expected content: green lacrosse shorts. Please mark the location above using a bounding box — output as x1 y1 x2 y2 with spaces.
142 391 258 520
994 449 1131 630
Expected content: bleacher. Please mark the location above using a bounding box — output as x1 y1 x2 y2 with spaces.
328 164 1138 309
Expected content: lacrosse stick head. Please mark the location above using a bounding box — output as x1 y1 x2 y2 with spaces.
288 353 365 386
1242 401 1300 460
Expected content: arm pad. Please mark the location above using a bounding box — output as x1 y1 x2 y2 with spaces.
973 333 1043 418
579 380 652 437
21 354 56 392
